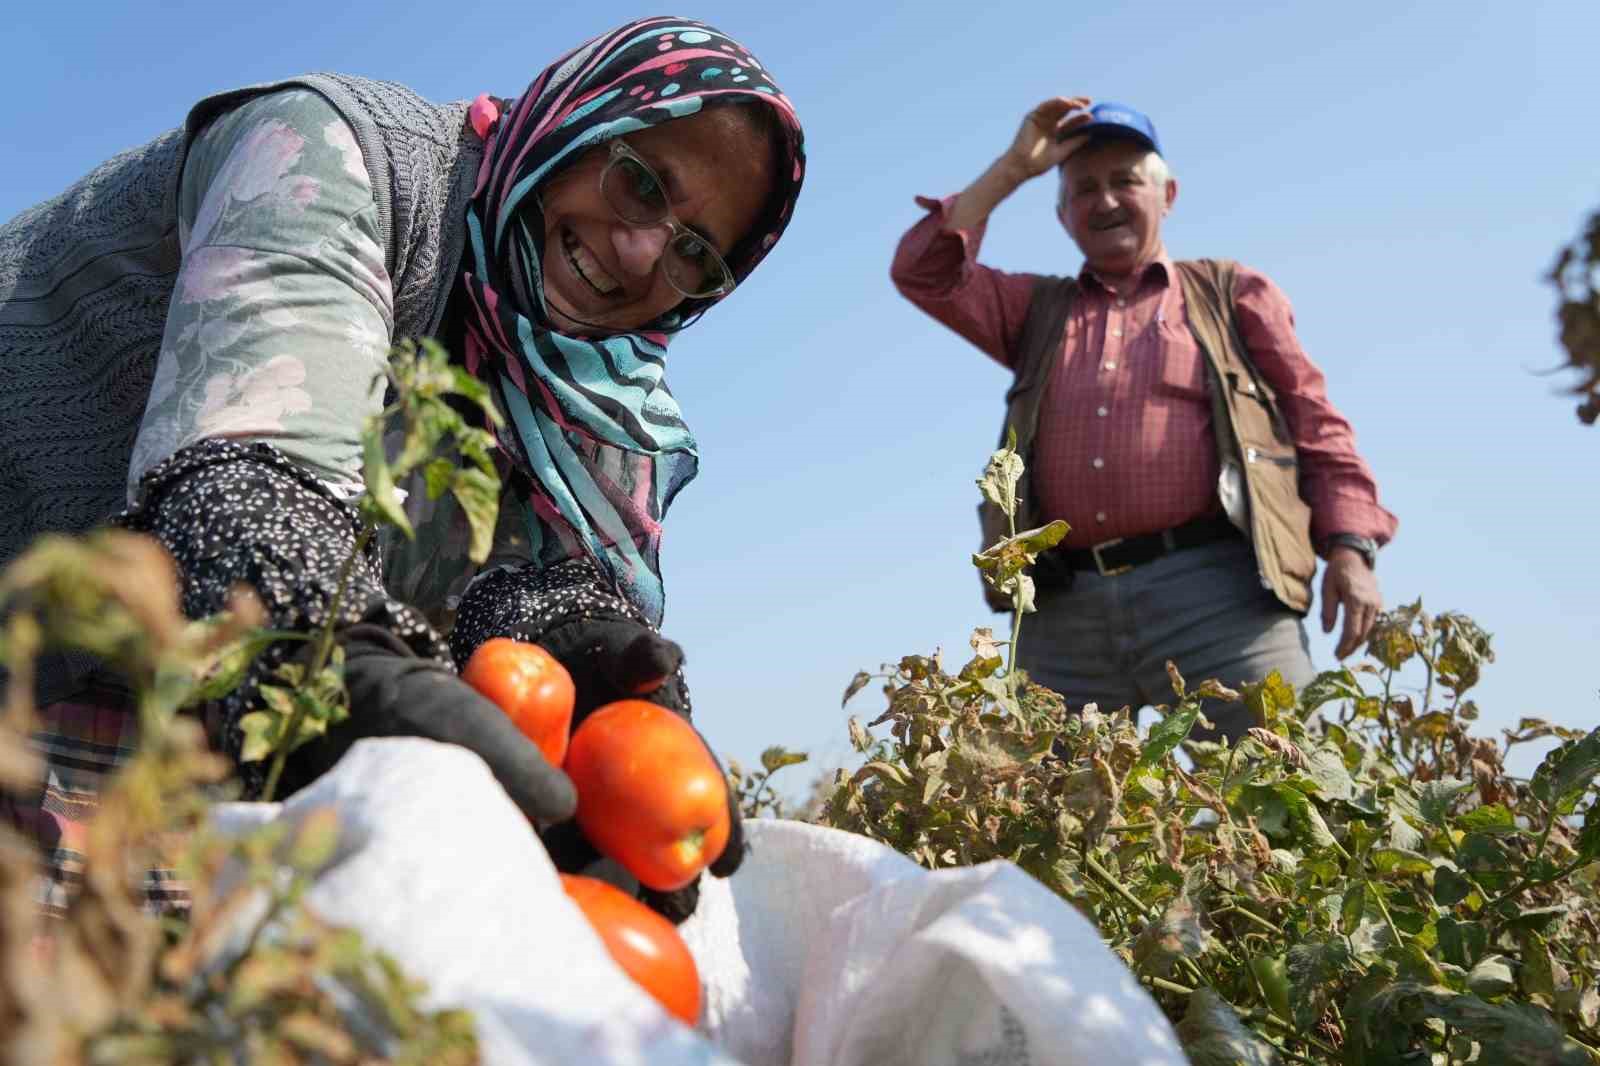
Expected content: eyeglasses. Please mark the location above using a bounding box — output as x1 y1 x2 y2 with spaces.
599 140 737 300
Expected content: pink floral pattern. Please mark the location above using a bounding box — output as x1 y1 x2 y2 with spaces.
129 88 516 625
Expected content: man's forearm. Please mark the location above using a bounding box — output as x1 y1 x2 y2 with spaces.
945 156 1030 233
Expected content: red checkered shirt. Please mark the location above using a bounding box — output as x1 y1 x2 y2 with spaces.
891 195 1397 552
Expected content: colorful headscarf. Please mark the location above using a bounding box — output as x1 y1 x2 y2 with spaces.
461 16 805 625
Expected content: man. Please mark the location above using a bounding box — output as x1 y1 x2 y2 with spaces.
891 97 1396 738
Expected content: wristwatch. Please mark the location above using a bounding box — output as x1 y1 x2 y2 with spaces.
1325 533 1378 570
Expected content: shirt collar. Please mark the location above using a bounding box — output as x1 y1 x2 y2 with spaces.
1078 252 1175 294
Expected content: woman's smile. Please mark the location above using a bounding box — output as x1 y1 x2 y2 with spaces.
561 228 622 297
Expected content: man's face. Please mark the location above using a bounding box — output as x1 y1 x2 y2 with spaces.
1056 138 1176 278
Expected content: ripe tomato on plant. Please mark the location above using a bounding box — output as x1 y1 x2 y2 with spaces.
461 638 575 767
560 874 702 1025
565 700 730 891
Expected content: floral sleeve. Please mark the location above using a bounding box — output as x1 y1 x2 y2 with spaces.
127 88 393 500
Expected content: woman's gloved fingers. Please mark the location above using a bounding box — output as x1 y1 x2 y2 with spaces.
395 668 578 825
534 619 687 719
538 816 601 874
639 879 700 926
708 793 745 879
611 629 683 696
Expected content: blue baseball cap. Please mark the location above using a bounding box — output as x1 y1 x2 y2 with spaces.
1067 101 1163 157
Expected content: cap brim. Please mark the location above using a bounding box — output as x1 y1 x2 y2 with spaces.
1062 123 1157 155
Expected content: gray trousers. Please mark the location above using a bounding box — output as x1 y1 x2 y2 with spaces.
1016 536 1315 741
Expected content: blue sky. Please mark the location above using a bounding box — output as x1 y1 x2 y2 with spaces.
6 1 1597 789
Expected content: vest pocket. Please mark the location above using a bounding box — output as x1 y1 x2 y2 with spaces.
1244 447 1317 604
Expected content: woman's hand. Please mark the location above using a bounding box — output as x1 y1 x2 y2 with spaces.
535 618 745 924
276 624 578 825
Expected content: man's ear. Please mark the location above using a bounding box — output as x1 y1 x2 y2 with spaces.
1164 177 1179 214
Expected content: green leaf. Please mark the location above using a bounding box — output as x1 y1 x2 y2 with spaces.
1302 745 1356 801
450 467 500 566
759 746 808 774
847 716 872 753
422 457 455 500
1433 865 1476 907
1298 667 1364 712
1240 672 1296 729
1370 847 1434 878
1174 988 1283 1066
1270 782 1338 850
1456 803 1520 835
1457 832 1512 879
1467 954 1517 998
976 447 1024 515
1385 789 1425 850
1577 800 1600 863
1438 916 1489 968
362 428 413 538
1132 894 1212 978
842 671 873 708
1418 777 1474 825
1501 905 1569 933
1341 881 1367 935
1138 703 1200 768
1286 939 1351 1029
1530 728 1600 815
1426 992 1594 1066
187 628 285 703
238 711 281 763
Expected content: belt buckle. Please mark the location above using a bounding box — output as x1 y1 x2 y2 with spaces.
1090 538 1132 577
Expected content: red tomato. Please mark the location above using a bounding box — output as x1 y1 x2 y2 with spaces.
461 638 575 767
565 700 731 891
560 874 702 1025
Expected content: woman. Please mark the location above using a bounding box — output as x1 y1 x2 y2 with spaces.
0 15 806 922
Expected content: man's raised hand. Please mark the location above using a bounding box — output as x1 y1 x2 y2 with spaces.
1004 96 1095 181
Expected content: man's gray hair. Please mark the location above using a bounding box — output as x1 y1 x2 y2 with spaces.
1057 147 1175 197
1141 151 1173 187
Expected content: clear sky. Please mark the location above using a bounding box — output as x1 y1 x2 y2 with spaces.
5 1 1597 790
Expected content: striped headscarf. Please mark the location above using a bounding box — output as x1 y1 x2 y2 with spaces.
461 16 805 625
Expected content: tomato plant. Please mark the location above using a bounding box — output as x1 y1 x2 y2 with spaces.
560 874 701 1025
565 700 730 891
462 637 575 767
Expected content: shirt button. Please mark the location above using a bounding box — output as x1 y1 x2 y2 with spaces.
1104 362 1118 370
1116 299 1127 308
1096 511 1108 523
1111 328 1123 338
1096 405 1108 417
1092 458 1104 469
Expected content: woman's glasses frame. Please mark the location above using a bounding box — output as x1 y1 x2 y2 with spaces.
599 139 737 300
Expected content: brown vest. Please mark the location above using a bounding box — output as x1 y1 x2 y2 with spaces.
978 258 1316 614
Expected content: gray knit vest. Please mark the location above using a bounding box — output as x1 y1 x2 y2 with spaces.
0 73 482 700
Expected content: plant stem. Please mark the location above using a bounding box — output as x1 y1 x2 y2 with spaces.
261 524 375 802
1147 975 1194 996
1215 903 1282 936
1366 878 1406 947
1085 854 1154 919
1004 506 1023 696
1243 1008 1344 1058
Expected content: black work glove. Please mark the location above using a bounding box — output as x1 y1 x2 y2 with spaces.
274 624 577 826
531 618 744 924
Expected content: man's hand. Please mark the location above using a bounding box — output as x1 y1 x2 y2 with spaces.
944 96 1095 233
1003 96 1095 180
1321 548 1382 659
